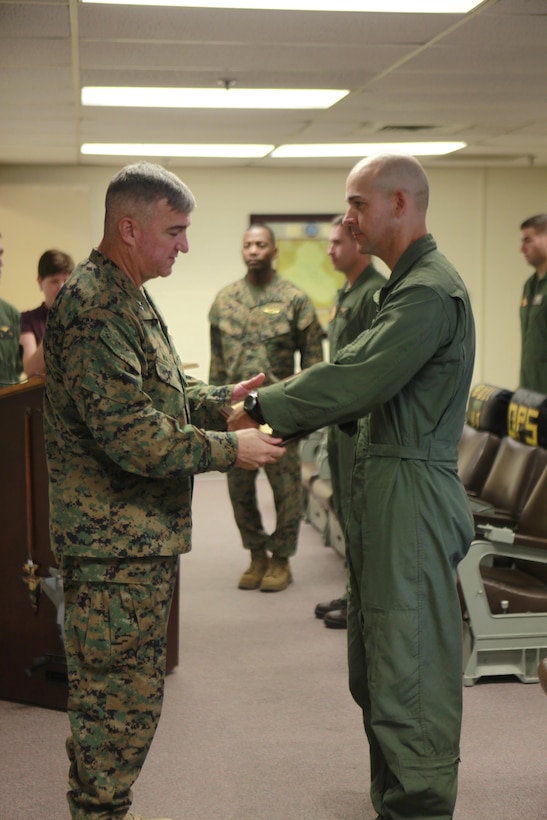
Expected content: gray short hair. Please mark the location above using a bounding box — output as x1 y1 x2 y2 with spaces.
105 162 196 226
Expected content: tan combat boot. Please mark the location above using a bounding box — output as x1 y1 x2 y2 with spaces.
238 549 269 589
260 555 293 592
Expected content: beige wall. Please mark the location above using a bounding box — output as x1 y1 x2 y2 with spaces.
1 162 546 388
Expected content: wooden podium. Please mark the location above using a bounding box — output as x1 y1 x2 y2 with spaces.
0 378 179 711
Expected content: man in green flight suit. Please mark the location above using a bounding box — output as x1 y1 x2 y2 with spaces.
519 213 547 393
209 223 324 592
43 162 285 820
238 154 476 819
315 215 386 629
0 233 23 387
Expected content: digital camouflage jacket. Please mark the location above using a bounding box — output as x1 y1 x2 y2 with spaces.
208 274 324 386
44 248 238 563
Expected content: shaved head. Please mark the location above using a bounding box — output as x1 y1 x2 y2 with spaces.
344 152 430 269
350 153 429 214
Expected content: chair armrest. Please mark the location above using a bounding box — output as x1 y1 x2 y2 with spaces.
477 524 516 544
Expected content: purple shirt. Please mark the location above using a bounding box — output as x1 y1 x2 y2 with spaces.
21 302 48 345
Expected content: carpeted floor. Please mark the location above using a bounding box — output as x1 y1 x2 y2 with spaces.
1 474 546 819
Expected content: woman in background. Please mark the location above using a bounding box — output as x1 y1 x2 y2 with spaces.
21 249 73 375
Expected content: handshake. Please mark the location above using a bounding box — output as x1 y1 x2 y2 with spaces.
227 372 284 470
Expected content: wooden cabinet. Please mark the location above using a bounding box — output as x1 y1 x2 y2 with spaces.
0 379 179 711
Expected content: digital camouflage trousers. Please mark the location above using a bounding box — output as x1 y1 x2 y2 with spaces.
62 556 178 819
227 440 302 557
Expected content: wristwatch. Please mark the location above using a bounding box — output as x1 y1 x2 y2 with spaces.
243 390 266 425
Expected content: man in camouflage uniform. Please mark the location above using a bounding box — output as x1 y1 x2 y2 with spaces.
315 215 386 629
241 154 476 819
43 163 285 820
209 224 324 592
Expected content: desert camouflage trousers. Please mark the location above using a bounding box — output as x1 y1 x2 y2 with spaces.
62 556 178 819
227 440 302 557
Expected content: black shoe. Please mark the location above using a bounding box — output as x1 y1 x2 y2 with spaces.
324 608 347 629
314 597 347 619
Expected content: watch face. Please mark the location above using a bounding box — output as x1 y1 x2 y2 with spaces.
244 392 256 411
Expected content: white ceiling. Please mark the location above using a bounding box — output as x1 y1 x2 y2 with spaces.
1 0 547 169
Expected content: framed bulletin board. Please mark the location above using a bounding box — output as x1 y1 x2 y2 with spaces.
250 213 344 329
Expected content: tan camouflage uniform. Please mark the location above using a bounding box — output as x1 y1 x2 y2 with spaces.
208 274 323 557
44 248 238 818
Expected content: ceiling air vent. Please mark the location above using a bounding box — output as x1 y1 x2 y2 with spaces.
379 125 438 132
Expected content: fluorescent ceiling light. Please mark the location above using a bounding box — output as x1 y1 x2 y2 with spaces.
81 142 467 159
81 143 274 158
271 142 467 158
81 87 348 109
82 0 482 12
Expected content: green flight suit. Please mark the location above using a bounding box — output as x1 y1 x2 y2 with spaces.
519 271 547 394
44 248 238 819
327 263 386 528
0 297 22 387
257 235 475 820
209 274 324 556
